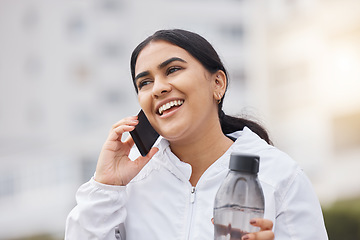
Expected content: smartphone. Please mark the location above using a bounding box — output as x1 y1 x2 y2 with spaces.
130 110 160 156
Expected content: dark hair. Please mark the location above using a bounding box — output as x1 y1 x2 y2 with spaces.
130 29 272 145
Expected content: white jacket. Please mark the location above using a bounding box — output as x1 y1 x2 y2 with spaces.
65 127 328 240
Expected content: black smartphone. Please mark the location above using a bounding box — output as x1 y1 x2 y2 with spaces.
130 110 160 157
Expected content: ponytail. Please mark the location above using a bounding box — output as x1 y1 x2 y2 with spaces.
219 110 272 145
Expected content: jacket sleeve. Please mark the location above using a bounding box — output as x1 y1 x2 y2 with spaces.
274 167 328 239
65 178 127 240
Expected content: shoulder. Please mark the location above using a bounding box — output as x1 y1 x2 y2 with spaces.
230 128 317 216
229 127 302 192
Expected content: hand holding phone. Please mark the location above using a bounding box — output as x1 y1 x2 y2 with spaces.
95 113 159 186
130 110 160 156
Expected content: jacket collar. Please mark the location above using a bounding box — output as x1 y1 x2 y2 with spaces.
131 127 270 183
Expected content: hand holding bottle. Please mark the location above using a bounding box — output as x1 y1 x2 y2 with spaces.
211 218 274 240
241 218 274 240
214 154 271 240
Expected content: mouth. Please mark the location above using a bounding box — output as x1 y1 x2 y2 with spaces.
157 99 184 116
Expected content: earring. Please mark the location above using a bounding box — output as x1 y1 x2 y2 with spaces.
217 93 222 104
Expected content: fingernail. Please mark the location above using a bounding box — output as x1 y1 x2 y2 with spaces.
250 219 256 224
242 235 250 240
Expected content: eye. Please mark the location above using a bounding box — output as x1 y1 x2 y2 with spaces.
137 79 153 90
166 66 182 75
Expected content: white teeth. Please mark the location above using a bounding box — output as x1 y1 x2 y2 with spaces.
158 100 184 115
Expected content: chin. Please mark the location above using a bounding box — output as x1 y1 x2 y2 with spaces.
155 117 197 143
159 129 188 143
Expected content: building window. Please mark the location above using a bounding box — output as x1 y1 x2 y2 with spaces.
97 41 124 61
219 25 244 41
66 14 87 37
22 5 39 32
96 0 125 13
0 174 16 198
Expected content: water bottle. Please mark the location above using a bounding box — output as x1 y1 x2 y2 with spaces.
214 153 265 239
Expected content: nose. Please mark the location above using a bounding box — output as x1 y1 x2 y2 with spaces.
152 76 172 98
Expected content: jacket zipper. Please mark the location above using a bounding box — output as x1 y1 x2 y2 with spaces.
190 186 196 203
186 186 196 239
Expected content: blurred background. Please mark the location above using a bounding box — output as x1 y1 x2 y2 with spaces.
0 0 359 239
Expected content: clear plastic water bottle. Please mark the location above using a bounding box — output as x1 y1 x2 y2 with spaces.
214 153 265 240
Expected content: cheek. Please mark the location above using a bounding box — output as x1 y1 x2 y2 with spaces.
137 92 152 110
174 72 211 94
187 79 214 102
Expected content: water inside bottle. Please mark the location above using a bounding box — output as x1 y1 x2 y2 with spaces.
214 204 264 240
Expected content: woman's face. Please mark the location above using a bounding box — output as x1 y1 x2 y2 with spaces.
134 40 221 143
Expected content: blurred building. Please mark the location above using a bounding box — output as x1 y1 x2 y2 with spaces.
264 0 360 205
0 1 135 238
0 0 359 239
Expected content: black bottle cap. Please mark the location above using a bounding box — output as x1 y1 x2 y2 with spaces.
229 153 260 174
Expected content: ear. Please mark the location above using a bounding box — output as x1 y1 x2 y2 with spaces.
212 70 227 101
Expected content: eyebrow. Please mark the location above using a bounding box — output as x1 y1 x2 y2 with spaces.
134 57 187 82
158 57 187 69
134 71 150 82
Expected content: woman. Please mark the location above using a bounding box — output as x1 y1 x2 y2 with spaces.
65 29 328 240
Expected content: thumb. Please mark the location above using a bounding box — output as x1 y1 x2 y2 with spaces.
134 147 159 169
146 147 159 159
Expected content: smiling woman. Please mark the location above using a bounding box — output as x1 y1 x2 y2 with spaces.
131 30 272 144
65 29 328 240
133 40 230 151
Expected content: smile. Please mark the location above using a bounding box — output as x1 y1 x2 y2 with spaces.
158 100 184 115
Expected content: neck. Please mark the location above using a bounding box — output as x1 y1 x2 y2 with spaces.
169 121 233 186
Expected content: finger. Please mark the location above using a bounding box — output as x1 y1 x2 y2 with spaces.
113 124 136 135
124 134 135 148
139 147 159 162
134 147 159 169
111 116 138 130
107 125 135 142
250 218 273 231
242 230 274 240
145 147 159 160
